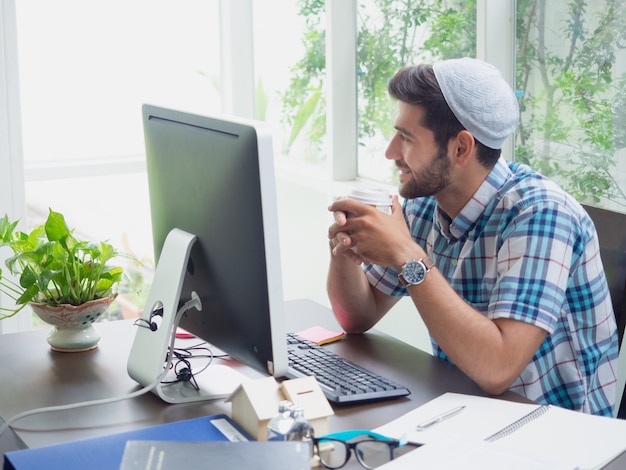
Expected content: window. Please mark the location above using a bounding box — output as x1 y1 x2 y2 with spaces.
356 0 476 183
252 0 309 159
7 0 309 329
17 1 221 165
12 0 223 327
3 0 626 334
272 0 327 166
278 0 478 182
515 0 626 212
280 0 626 214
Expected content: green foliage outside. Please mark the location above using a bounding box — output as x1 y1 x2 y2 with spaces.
516 0 626 208
280 0 626 208
281 0 475 162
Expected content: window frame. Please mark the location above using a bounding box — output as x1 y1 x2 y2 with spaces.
0 0 29 333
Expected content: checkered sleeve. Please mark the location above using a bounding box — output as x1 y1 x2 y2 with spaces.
363 197 435 295
488 200 583 331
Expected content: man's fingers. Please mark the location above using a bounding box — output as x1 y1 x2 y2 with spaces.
331 238 364 265
334 210 347 225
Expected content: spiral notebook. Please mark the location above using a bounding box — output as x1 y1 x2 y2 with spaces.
375 392 626 469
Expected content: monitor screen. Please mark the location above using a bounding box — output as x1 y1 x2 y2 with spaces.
130 104 288 401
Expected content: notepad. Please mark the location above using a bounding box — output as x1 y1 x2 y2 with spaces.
296 325 346 345
374 392 626 470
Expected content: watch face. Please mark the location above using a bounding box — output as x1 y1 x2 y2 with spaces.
402 260 426 285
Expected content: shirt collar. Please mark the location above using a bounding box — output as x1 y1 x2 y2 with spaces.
440 157 513 240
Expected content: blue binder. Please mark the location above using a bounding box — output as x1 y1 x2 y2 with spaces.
3 414 250 470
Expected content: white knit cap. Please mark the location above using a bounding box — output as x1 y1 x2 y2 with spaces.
433 57 519 149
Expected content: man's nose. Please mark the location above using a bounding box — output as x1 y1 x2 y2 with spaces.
385 135 401 161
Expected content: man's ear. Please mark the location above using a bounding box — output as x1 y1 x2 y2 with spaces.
453 130 476 165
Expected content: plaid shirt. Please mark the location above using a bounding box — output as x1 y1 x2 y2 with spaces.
365 158 618 416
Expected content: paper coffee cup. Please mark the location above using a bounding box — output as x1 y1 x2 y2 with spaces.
348 188 392 214
343 188 391 254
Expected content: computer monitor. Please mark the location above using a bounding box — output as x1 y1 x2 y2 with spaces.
127 104 288 403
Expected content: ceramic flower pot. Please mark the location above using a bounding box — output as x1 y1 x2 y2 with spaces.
29 296 116 352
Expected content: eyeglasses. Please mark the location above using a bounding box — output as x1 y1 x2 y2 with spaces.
313 430 406 469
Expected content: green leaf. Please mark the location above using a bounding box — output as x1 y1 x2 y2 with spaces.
19 265 38 290
0 215 19 244
15 284 39 305
44 209 71 243
287 86 322 148
37 269 59 293
95 278 114 294
104 265 124 282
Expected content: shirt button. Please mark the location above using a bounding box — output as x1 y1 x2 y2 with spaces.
451 259 458 266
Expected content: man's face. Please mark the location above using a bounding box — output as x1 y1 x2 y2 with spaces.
385 102 451 199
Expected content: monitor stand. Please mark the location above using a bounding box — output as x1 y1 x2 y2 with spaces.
127 228 247 404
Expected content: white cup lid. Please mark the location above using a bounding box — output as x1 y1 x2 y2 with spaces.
348 188 391 206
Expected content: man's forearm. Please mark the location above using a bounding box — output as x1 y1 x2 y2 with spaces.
326 243 384 333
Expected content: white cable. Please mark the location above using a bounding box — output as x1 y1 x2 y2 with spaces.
0 378 163 437
0 292 202 438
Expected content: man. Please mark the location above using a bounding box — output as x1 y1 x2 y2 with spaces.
327 58 618 416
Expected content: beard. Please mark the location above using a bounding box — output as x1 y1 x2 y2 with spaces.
398 145 451 199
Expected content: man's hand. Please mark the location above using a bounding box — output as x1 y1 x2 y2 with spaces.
328 199 364 264
327 196 419 269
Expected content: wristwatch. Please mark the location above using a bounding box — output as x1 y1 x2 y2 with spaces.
398 256 434 286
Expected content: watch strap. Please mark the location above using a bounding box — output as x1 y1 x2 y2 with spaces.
421 256 435 271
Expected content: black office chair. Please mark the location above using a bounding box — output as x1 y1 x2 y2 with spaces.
583 204 626 419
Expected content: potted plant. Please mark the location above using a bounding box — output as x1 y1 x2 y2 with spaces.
0 209 124 352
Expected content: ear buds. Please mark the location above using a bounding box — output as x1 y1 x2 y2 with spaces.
134 318 158 331
133 302 164 332
176 367 193 382
161 350 200 391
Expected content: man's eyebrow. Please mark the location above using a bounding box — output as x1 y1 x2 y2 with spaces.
394 126 415 138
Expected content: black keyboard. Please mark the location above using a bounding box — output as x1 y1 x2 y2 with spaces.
286 333 410 404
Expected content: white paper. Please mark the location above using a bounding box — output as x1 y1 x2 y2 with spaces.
374 393 626 470
378 437 575 470
374 393 542 445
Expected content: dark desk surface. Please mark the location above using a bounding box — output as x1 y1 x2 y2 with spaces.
1 299 624 468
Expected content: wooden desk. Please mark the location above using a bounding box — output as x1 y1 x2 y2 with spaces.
1 299 624 468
